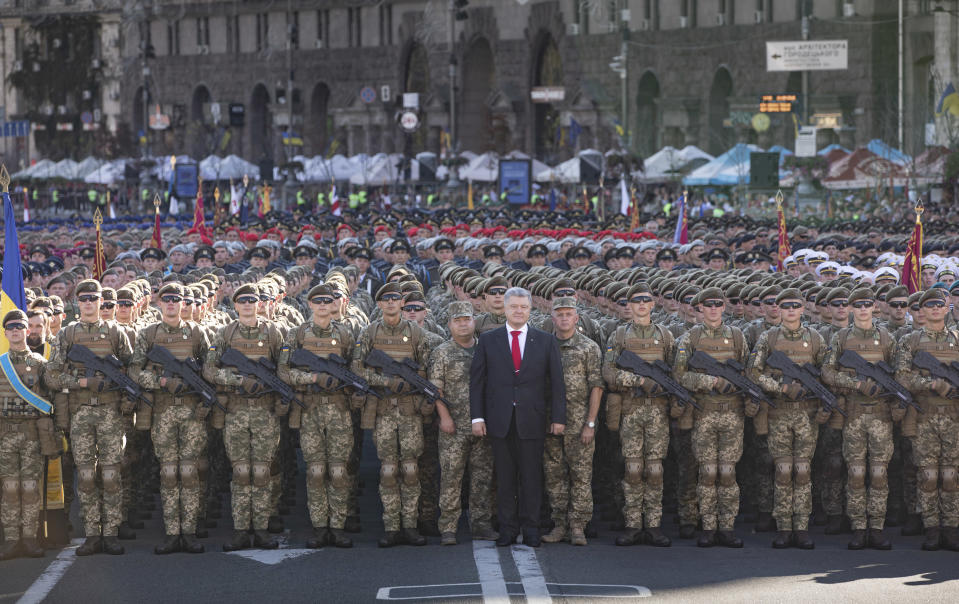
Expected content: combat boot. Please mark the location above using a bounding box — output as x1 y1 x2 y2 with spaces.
679 523 697 539
180 534 205 554
402 528 427 546
615 527 644 546
794 531 815 550
941 526 959 552
75 536 103 556
921 527 941 551
0 540 21 561
267 515 284 534
541 526 566 543
344 515 362 533
102 536 125 555
570 527 587 546
418 519 441 537
772 530 792 549
825 514 844 535
716 530 743 548
441 532 457 546
472 527 499 541
305 527 328 549
117 523 136 540
755 512 775 533
21 538 44 558
378 531 403 548
847 529 867 550
154 535 181 555
697 530 715 548
645 527 671 547
868 528 891 550
329 528 353 548
901 514 923 536
253 530 278 549
223 530 251 552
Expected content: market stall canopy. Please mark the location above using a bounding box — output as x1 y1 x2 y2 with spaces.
682 143 767 186
822 147 906 190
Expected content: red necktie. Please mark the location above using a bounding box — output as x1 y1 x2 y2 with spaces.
511 330 522 373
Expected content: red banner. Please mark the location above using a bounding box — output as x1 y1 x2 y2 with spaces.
901 206 923 294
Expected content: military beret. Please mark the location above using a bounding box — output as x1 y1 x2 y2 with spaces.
775 288 804 305
824 287 850 304
626 283 652 299
552 296 578 311
848 287 875 303
403 291 426 304
698 286 725 303
919 288 947 306
232 283 260 301
75 279 102 295
448 301 474 320
116 287 136 301
3 309 28 326
465 277 487 296
885 285 909 300
759 285 782 301
101 288 116 301
484 276 508 293
908 291 922 306
375 282 403 301
157 283 185 298
307 284 335 299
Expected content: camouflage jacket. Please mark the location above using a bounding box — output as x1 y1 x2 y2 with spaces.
427 339 476 436
128 320 211 391
555 331 603 432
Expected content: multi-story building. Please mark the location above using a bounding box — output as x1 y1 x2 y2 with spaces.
0 1 955 171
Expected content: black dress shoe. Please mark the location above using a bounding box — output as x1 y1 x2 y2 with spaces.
378 531 403 548
180 534 205 554
154 535 181 555
523 532 542 548
495 533 517 547
75 536 103 556
615 528 644 546
716 530 743 548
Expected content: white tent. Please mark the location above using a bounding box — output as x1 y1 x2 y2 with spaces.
636 145 715 182
199 154 260 181
349 154 406 186
155 155 195 181
84 160 126 185
536 156 580 183
460 151 550 183
683 144 764 186
11 159 55 181
74 157 108 179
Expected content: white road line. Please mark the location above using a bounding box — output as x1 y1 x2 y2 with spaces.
471 540 510 604
511 545 552 603
17 541 80 604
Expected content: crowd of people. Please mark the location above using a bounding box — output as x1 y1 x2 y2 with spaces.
1 198 959 562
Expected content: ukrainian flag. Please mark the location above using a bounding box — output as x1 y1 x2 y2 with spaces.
937 83 959 117
1 185 27 353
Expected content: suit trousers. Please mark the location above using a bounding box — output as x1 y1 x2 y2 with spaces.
491 408 545 537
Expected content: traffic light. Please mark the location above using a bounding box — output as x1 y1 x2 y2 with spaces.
454 0 469 20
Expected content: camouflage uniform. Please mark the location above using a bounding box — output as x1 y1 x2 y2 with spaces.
748 325 827 532
277 320 356 531
543 331 603 533
129 320 211 538
417 329 446 532
473 311 506 335
428 339 495 536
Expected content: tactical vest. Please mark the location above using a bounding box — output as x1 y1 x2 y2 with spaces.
296 324 351 407
621 324 668 410
223 320 277 405
690 325 743 409
370 320 421 413
0 355 42 420
66 321 122 406
839 327 890 413
913 331 959 413
766 327 820 412
146 323 201 408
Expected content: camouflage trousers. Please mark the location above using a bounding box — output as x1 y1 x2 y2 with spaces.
70 404 124 537
223 403 280 531
767 410 817 531
544 431 595 530
670 424 698 525
373 407 424 532
120 414 136 522
438 432 494 535
300 403 354 530
691 410 744 531
418 416 440 525
842 413 893 530
0 424 43 541
815 426 845 516
620 404 670 529
151 404 207 536
914 412 959 528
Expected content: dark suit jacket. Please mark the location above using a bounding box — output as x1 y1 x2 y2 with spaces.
469 325 566 439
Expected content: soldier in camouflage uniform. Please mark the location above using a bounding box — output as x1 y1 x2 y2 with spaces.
674 287 751 548
429 302 497 545
603 283 675 547
45 279 134 556
472 276 509 335
747 288 826 550
353 282 433 547
277 284 355 549
129 283 211 555
894 287 959 551
203 283 285 552
0 310 57 560
821 288 896 550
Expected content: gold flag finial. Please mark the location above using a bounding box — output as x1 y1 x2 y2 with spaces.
775 189 784 207
915 199 924 217
214 187 220 203
94 207 103 227
0 164 9 193
153 193 161 210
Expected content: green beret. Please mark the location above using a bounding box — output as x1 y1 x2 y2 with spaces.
375 282 403 301
75 279 102 295
759 285 782 301
699 286 725 303
908 291 922 305
307 284 334 299
824 287 850 304
3 309 27 326
848 288 875 304
775 288 804 305
626 283 652 300
232 283 259 301
101 287 116 301
157 283 185 298
484 276 508 293
404 291 426 304
919 288 946 306
116 287 136 301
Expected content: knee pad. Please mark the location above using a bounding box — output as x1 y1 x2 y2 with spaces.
1 478 19 500
20 479 40 505
869 464 888 490
160 462 179 489
824 455 843 480
941 466 958 493
774 457 793 487
625 457 644 485
233 462 252 487
646 460 664 487
251 462 270 488
380 462 398 488
718 463 736 488
920 467 938 492
401 459 419 486
77 464 97 494
848 463 866 490
100 464 121 494
179 460 199 489
329 462 349 489
700 463 718 487
794 460 811 486
307 463 326 490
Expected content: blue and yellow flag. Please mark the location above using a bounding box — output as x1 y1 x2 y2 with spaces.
1 167 27 354
936 83 959 117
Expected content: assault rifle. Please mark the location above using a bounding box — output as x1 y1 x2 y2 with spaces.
289 348 380 399
615 350 700 409
147 346 224 411
766 350 845 417
687 350 774 407
364 349 450 407
220 348 305 408
837 349 919 413
67 343 153 407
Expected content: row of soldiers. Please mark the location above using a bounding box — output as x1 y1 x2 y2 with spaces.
2 250 959 561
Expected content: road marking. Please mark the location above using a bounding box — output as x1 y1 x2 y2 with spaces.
472 540 510 603
511 545 552 603
226 548 320 565
376 582 651 600
17 540 80 604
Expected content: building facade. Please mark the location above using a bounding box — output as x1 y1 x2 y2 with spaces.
0 0 955 171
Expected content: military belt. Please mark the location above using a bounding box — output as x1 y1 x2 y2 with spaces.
0 419 38 437
699 400 743 413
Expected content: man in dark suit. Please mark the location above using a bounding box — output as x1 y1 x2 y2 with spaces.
470 287 566 547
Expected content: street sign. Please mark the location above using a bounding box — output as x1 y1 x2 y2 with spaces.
530 86 565 103
795 126 817 158
0 120 30 137
766 40 847 71
360 86 377 104
399 111 419 132
381 85 391 103
403 93 419 109
80 111 93 124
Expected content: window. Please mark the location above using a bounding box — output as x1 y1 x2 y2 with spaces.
574 0 590 34
348 7 362 47
289 11 299 49
167 20 180 55
379 3 393 46
196 17 209 47
256 13 269 51
317 9 329 47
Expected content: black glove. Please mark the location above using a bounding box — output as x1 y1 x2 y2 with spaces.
388 377 409 395
241 377 263 395
163 377 185 394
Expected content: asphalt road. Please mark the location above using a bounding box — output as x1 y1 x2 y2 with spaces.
2 433 957 604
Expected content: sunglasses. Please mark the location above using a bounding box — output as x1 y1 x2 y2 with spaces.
259 295 273 302
762 298 777 305
101 302 116 310
924 300 947 309
4 323 26 331
779 301 803 310
311 297 334 305
235 296 259 305
911 305 921 311
160 295 182 303
78 295 100 302
469 293 479 299
630 296 653 304
727 298 741 305
331 292 343 299
702 300 724 308
682 297 694 305
616 300 628 307
402 305 427 312
117 300 135 307
887 301 908 309
487 288 507 296
380 293 403 301
554 289 576 297
851 300 874 309
663 293 674 300
183 299 195 306
830 301 849 307
750 300 762 307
